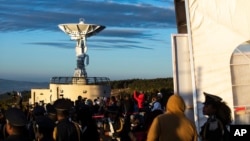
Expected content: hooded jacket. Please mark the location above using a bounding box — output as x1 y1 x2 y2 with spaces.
147 94 198 141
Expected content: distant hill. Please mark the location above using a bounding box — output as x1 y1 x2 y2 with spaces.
0 77 173 95
0 79 49 94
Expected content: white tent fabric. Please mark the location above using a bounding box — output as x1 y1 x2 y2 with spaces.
186 0 250 129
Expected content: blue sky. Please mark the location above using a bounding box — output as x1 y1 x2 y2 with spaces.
0 0 177 82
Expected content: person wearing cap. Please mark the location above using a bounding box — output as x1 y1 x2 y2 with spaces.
147 94 198 141
28 105 55 141
28 105 46 141
4 107 30 141
45 103 57 122
52 98 82 141
77 101 100 141
34 116 55 141
99 106 128 141
200 92 232 141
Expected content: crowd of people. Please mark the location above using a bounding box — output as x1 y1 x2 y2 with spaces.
0 90 232 141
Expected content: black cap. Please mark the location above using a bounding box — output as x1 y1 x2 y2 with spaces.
33 106 45 116
46 103 56 114
5 108 28 126
35 116 55 131
53 98 73 111
203 92 222 105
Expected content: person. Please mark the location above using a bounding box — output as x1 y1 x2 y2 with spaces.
144 95 163 133
99 106 127 141
28 105 46 141
45 103 57 122
13 92 23 109
128 114 147 141
4 107 31 141
149 95 162 112
34 116 55 141
109 96 117 108
133 90 145 113
93 98 101 114
75 96 84 110
29 105 55 141
52 98 82 141
77 101 100 141
147 94 198 141
200 92 232 141
157 92 163 100
0 109 6 140
157 91 165 110
121 95 134 116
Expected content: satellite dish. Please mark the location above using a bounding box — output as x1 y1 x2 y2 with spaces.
58 19 105 77
58 19 105 40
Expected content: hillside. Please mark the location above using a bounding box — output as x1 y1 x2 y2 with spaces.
0 78 173 109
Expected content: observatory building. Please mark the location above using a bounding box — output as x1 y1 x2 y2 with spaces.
29 19 111 104
172 0 250 132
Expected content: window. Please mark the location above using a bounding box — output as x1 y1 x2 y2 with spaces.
230 41 250 124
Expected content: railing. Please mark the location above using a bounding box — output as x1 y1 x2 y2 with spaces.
50 77 110 85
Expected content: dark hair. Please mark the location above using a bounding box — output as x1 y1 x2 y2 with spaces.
216 102 232 125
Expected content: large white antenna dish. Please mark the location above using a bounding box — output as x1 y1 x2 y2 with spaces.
58 18 105 77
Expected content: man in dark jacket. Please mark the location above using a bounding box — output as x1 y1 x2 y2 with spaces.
4 107 30 141
53 98 82 141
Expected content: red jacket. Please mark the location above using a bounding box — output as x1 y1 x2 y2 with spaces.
133 91 145 109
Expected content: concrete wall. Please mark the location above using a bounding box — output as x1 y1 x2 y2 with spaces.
30 84 111 105
30 89 51 104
